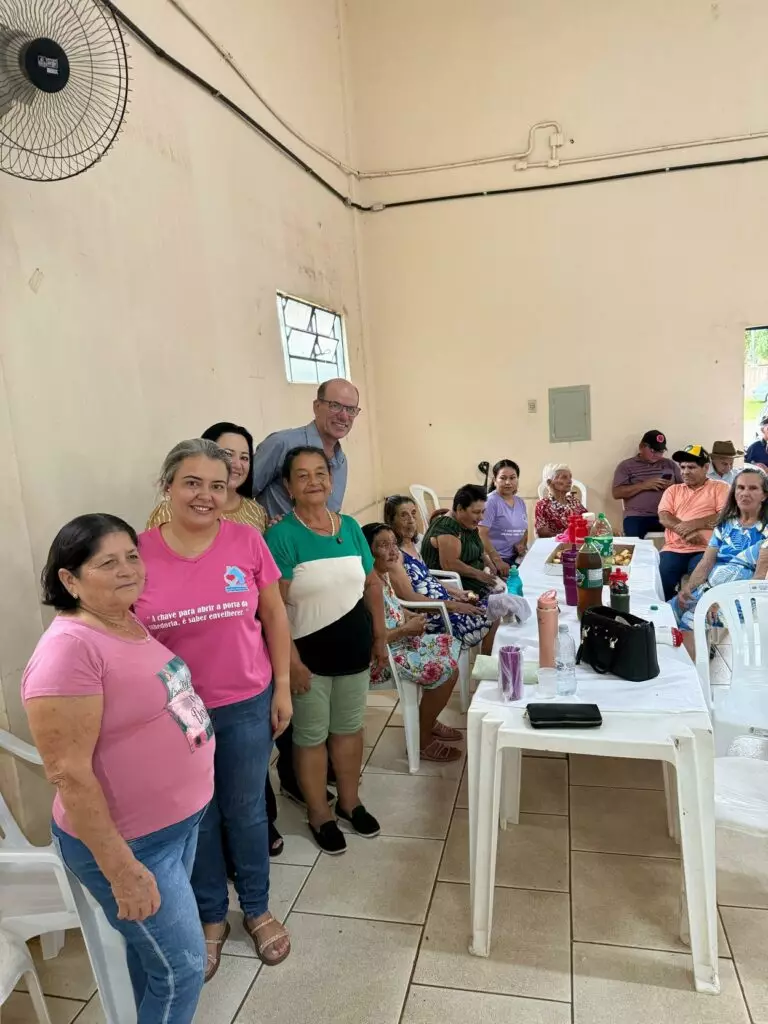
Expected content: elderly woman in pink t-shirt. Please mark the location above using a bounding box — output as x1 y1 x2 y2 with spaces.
23 513 215 1024
135 438 293 981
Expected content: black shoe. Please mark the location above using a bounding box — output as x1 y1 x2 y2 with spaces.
309 819 347 855
268 821 284 858
280 779 334 808
335 803 380 838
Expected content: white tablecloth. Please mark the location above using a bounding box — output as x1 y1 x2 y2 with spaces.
489 538 708 714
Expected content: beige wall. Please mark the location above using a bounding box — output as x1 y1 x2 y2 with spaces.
346 0 768 519
0 0 378 837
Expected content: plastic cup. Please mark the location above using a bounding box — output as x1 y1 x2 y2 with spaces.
536 667 558 699
499 645 523 702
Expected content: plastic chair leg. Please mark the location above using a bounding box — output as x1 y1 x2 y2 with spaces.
24 967 54 1024
662 762 681 843
39 930 65 960
499 747 522 829
674 729 720 995
63 868 137 1024
458 649 470 713
466 706 484 914
398 680 421 774
469 715 503 958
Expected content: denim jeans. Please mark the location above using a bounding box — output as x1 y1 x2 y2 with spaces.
623 515 663 539
52 810 206 1024
192 686 272 923
659 550 705 601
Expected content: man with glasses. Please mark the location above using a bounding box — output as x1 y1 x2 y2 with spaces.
252 378 360 518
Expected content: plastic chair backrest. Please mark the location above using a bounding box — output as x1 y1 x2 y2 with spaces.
694 580 768 705
536 479 588 506
409 485 441 533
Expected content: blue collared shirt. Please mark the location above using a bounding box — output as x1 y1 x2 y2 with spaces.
707 466 737 486
252 421 347 518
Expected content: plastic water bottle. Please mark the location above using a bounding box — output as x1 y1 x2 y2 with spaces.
506 564 524 596
590 512 614 584
555 623 578 696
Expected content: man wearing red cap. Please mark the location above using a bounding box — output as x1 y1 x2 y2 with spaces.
612 431 682 538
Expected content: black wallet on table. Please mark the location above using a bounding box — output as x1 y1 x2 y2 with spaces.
525 703 603 729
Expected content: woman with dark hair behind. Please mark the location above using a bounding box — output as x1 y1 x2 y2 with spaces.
22 514 215 1022
479 460 528 575
266 446 387 855
147 422 267 532
420 484 501 595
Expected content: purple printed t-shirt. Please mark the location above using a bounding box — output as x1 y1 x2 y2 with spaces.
22 617 214 841
135 519 281 709
612 456 682 517
479 492 528 560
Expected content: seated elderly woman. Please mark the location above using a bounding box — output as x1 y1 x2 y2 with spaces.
671 467 768 656
420 485 501 595
534 463 587 538
384 495 494 653
363 523 463 762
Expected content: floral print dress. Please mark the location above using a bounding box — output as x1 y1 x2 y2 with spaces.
401 550 491 649
370 576 461 690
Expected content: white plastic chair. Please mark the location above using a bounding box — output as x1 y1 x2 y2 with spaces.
536 478 587 506
693 580 768 756
389 600 461 773
0 927 52 1023
428 570 471 711
409 484 441 532
0 729 136 1024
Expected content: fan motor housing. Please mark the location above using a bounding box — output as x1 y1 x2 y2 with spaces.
21 37 70 93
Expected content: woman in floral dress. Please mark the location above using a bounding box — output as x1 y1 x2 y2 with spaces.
384 496 494 652
534 463 587 537
363 523 463 763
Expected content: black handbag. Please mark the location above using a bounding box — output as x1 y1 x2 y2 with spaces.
576 606 659 682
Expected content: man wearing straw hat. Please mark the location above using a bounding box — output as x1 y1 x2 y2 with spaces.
708 440 743 486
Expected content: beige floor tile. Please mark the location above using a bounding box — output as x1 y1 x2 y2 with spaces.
225 864 310 958
570 785 679 858
295 834 442 924
524 748 567 758
236 913 420 1023
721 906 768 1022
68 993 105 1024
456 764 469 808
521 756 568 815
573 943 749 1024
3 992 85 1024
401 985 571 1024
358 772 458 839
717 826 768 908
365 727 465 779
196 953 259 1022
268 774 320 867
366 690 399 708
389 701 466 732
20 933 96 1001
569 755 664 790
572 851 729 955
364 706 392 747
414 882 571 1001
440 809 569 891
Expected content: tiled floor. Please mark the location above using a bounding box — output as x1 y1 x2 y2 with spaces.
9 645 768 1023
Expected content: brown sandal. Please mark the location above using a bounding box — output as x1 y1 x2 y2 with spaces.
243 913 291 966
203 921 230 983
420 738 462 762
432 721 462 741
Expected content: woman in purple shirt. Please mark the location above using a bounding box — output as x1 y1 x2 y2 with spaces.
479 460 529 576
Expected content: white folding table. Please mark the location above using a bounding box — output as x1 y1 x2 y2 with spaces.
467 538 719 994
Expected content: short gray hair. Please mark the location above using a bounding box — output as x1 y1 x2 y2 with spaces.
543 462 571 485
159 439 231 489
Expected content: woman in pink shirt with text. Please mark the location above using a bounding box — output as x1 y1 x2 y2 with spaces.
23 514 215 1023
135 439 293 980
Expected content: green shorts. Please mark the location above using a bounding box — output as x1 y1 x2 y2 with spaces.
292 670 370 747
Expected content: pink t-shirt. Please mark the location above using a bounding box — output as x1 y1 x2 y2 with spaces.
22 617 214 841
135 519 281 708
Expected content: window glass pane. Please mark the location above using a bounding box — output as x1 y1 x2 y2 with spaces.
286 329 316 358
283 299 311 331
289 357 319 384
314 309 335 336
277 293 347 383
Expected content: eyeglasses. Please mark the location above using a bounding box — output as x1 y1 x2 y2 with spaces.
318 399 361 418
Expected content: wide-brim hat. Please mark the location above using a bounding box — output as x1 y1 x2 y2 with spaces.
711 441 743 457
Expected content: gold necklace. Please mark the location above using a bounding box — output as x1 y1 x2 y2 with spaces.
293 508 338 537
77 608 146 639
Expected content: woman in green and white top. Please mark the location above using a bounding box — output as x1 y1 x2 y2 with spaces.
266 447 387 856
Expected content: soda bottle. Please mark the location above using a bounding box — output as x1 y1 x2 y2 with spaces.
506 565 524 597
590 512 614 584
576 536 603 620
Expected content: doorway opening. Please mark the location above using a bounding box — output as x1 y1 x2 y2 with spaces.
744 326 768 448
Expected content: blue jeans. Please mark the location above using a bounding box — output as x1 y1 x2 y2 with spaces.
52 810 206 1024
623 515 663 539
659 550 705 601
192 686 272 923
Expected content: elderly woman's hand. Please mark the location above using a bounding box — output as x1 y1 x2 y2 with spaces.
110 859 161 922
290 660 312 695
